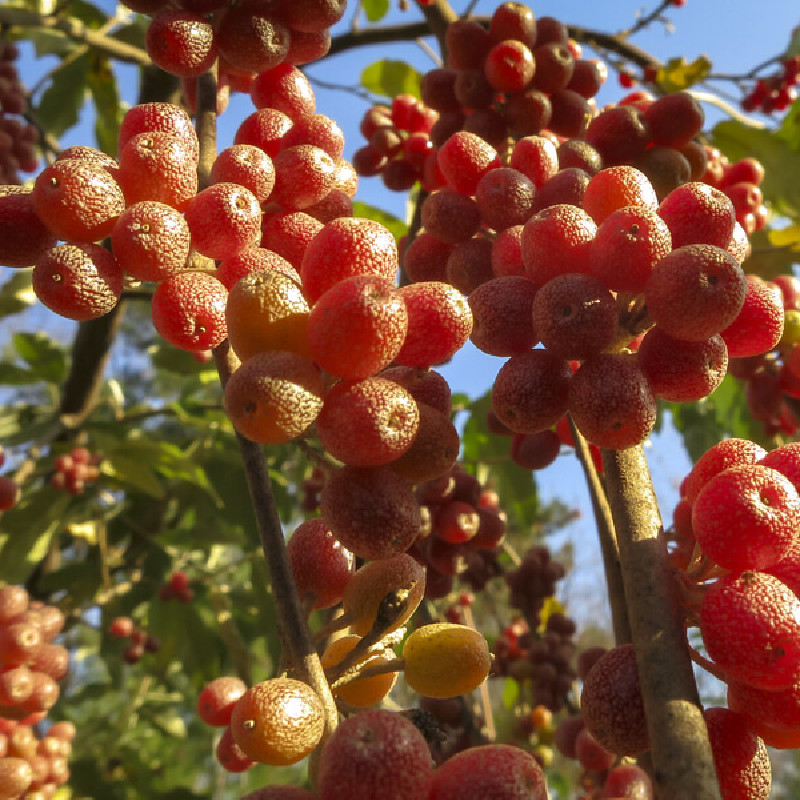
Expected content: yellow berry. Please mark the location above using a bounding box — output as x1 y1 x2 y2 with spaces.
321 634 397 707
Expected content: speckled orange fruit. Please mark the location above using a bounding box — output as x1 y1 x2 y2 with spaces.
321 634 397 707
403 623 491 698
229 677 324 766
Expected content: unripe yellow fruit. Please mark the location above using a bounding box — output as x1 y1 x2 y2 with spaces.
321 635 397 708
402 623 491 698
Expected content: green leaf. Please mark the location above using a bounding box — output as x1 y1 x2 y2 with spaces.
362 0 390 22
351 202 407 240
12 331 66 382
64 0 108 28
0 491 71 584
713 119 800 218
101 454 165 498
769 225 800 250
656 55 712 93
35 51 90 138
777 96 800 151
15 26 74 58
0 271 36 317
86 53 122 157
360 59 422 100
0 363 38 385
502 676 519 709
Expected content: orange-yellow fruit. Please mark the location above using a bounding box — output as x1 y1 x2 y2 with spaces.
321 635 397 707
402 623 491 698
223 351 324 444
226 270 312 361
230 677 324 765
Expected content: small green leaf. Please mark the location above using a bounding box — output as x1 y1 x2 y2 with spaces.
351 202 407 240
0 271 36 316
101 454 165 498
361 59 422 100
86 53 122 157
502 677 519 709
656 55 712 93
362 0 390 22
12 331 66 382
35 51 90 137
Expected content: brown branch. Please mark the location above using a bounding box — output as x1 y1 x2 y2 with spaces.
601 446 721 800
567 415 631 646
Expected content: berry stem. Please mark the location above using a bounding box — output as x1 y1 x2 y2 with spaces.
601 445 721 800
568 414 631 645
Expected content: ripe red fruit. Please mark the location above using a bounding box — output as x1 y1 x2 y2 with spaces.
235 108 294 158
682 438 767 505
150 271 228 352
721 275 784 358
197 677 248 727
658 181 736 249
645 91 704 148
484 40 535 93
215 6 290 74
511 430 561 470
420 188 482 244
428 744 548 800
118 102 199 161
216 725 255 773
317 709 434 800
145 10 217 78
108 617 134 639
33 243 123 322
468 276 539 357
0 188 56 268
582 165 658 226
250 64 316 120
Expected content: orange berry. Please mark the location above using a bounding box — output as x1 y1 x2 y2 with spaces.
321 635 397 708
230 677 324 765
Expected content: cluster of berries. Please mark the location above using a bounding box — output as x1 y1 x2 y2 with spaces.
108 615 161 665
0 585 73 799
0 38 38 185
741 54 800 114
50 447 102 496
157 571 195 604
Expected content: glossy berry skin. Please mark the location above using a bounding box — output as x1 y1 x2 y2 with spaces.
235 108 294 158
658 182 736 250
33 243 123 322
230 677 324 765
32 159 125 243
216 247 300 291
145 10 217 78
250 64 316 120
581 644 649 756
317 709 434 800
197 677 247 727
151 271 228 352
582 166 658 226
118 102 199 161
184 183 262 260
321 465 421 561
692 465 800 572
700 571 800 690
721 275 784 358
315 378 420 467
683 438 767 505
223 351 324 445
271 145 336 211
286 518 354 610
704 707 771 800
428 744 548 800
602 764 654 799
569 353 657 450
210 145 276 204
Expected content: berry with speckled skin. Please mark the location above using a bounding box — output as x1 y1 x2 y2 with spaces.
700 571 800 690
250 64 316 121
532 273 617 360
394 281 473 368
658 182 736 249
637 328 728 403
270 145 336 211
683 438 767 505
591 205 672 292
721 275 784 358
428 744 548 800
584 104 651 167
321 466 421 560
234 108 294 158
403 623 491 698
569 353 656 450
33 243 123 321
197 677 247 727
216 726 254 773
582 166 658 226
342 553 425 636
281 113 345 160
118 132 198 211
216 247 300 290
468 276 538 357
521 204 596 286
0 188 56 268
492 349 572 434
693 464 800 572
760 442 800 497
420 189 482 245
151 270 228 352
645 244 746 342
308 275 407 379
389 402 459 483
225 268 311 361
485 39 535 93
446 237 494 295
145 10 217 78
317 708 434 800
728 677 800 738
32 159 125 243
475 167 537 232
300 217 399 304
261 210 323 269
223 351 324 444
379 366 452 416
316 378 420 467
704 707 771 800
111 201 191 282
184 182 261 260
645 91 704 148
215 6 290 74
119 103 199 162
230 677 324 765
211 145 275 204
581 643 649 756
403 233 452 284
286 518 354 610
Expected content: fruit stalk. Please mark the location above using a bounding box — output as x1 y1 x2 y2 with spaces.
601 445 721 800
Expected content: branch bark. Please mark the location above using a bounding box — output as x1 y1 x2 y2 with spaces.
601 446 721 800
